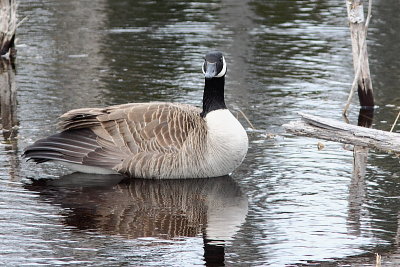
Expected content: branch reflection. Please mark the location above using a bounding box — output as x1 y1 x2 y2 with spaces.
347 108 374 236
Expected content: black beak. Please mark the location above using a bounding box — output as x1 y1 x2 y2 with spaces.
204 62 217 79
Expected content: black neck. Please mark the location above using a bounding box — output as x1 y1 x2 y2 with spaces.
200 77 227 117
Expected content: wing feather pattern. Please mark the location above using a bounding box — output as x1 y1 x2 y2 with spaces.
24 102 206 178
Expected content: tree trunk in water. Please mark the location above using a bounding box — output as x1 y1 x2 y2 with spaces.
346 0 374 108
0 58 17 141
0 0 17 57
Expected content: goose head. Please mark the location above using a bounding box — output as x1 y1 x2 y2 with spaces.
200 51 227 117
202 51 227 79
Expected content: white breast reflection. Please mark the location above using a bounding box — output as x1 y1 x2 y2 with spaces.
26 174 248 243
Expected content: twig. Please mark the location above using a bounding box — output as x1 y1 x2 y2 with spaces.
390 110 400 132
343 0 373 115
17 16 28 28
237 108 255 129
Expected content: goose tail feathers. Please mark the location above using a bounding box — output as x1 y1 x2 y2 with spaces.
22 128 121 170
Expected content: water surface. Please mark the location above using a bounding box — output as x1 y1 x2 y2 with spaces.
0 0 400 266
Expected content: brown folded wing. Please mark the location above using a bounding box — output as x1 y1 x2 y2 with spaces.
24 102 205 177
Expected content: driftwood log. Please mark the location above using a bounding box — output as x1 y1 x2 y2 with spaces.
283 113 400 154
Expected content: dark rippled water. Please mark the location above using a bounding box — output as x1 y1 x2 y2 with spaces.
1 0 400 266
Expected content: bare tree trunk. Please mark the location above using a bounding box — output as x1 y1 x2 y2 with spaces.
0 57 17 141
0 0 17 57
0 57 18 180
345 0 374 109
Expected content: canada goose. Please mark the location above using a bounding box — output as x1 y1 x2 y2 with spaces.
23 51 248 179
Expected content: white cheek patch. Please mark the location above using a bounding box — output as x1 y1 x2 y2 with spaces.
202 62 206 75
215 56 226 77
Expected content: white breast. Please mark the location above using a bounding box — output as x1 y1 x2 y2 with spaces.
203 109 248 177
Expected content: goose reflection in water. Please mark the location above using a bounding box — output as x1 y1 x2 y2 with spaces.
25 174 248 265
